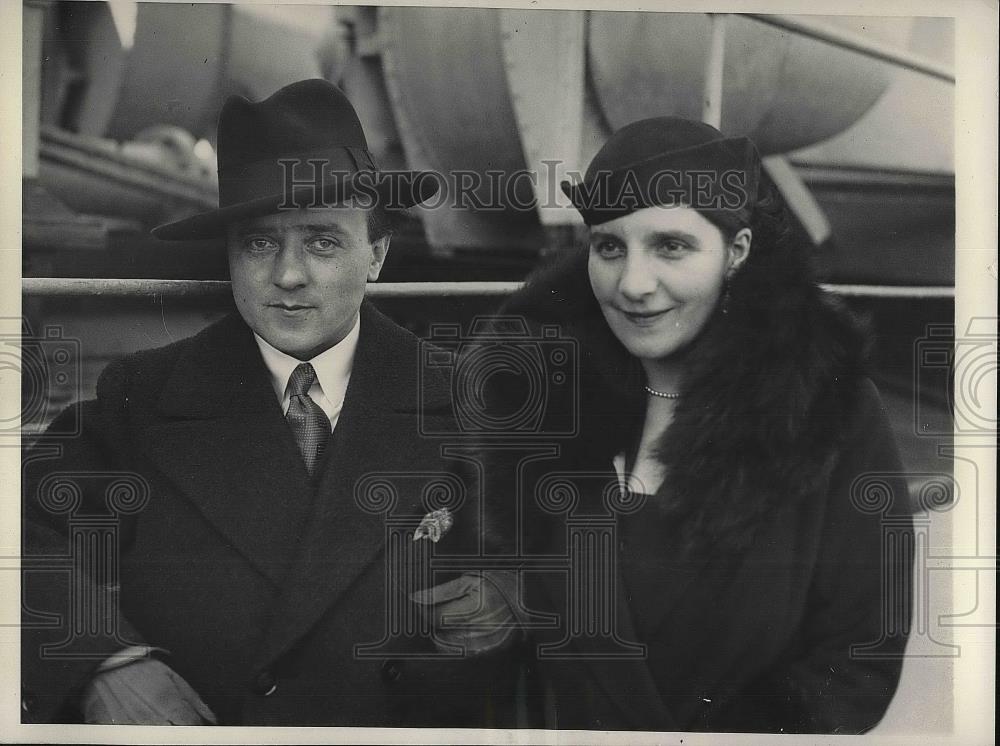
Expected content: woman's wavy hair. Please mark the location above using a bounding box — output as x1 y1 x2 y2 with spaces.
505 175 872 555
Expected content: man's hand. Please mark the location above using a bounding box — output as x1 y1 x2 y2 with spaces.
82 656 217 725
409 570 523 655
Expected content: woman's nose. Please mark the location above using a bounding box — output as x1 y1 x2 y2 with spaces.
618 250 657 300
271 247 308 289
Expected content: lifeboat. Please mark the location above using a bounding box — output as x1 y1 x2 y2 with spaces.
26 3 953 284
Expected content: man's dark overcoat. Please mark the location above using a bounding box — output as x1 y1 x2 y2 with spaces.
22 301 520 726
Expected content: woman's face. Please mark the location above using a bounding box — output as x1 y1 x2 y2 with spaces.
587 205 749 363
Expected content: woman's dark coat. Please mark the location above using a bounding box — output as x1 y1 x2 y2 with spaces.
485 249 915 734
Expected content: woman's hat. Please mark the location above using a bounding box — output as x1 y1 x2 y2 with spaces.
152 79 440 241
561 117 761 226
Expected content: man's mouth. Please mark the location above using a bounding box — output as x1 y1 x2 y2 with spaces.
268 302 315 313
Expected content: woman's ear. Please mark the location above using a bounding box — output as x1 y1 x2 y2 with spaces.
728 228 752 274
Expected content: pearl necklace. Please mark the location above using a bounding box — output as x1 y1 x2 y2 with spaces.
644 385 681 399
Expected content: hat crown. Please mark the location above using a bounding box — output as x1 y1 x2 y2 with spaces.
217 79 370 170
585 116 728 181
562 116 762 226
151 78 440 240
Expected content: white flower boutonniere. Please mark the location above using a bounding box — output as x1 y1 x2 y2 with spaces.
413 508 454 543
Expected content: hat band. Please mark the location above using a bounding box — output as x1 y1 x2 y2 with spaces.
219 146 376 207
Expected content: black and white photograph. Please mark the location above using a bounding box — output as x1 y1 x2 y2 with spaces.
3 0 996 743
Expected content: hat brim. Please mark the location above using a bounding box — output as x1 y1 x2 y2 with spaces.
152 170 441 241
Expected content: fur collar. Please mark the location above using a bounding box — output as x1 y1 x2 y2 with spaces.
501 246 871 554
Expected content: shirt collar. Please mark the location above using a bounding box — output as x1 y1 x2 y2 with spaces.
253 313 361 406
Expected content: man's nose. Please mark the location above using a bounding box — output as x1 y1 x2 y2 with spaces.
271 246 308 289
618 249 657 300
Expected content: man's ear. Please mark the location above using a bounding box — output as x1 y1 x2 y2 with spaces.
368 236 390 281
728 228 752 274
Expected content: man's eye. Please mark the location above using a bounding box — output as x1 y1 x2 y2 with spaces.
658 240 688 254
307 237 339 252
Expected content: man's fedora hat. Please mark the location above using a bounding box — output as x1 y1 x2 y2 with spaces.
153 79 440 241
561 116 762 226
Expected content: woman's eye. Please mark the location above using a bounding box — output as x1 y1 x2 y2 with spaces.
245 237 277 252
592 241 623 258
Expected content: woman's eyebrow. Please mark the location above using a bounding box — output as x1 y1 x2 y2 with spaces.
646 230 700 245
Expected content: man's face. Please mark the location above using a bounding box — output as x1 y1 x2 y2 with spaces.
227 207 388 360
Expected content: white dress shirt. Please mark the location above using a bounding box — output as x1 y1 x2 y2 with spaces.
253 314 360 431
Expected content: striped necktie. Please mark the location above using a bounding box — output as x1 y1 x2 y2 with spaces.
285 363 331 475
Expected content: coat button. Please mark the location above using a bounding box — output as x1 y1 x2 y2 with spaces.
380 660 404 685
252 669 277 696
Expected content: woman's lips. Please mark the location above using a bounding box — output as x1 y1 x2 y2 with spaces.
619 307 673 326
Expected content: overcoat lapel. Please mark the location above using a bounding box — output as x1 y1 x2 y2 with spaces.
254 302 446 669
139 314 315 587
